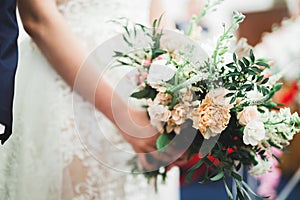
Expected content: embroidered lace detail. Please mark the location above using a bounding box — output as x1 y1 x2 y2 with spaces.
0 0 159 200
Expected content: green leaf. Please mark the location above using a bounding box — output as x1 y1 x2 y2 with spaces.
261 78 269 84
152 48 167 60
256 75 264 82
122 35 133 47
242 57 250 66
226 62 236 69
185 171 195 183
226 72 240 77
130 86 157 100
256 61 269 68
240 84 252 91
113 51 124 57
236 91 244 98
130 90 149 99
236 187 244 200
223 179 233 200
230 96 237 104
218 47 228 56
188 158 204 172
238 60 246 70
231 171 242 181
250 49 255 63
247 70 257 76
228 86 237 91
210 171 224 181
233 53 237 63
241 181 263 198
240 186 251 200
156 134 170 152
225 93 235 98
235 162 242 171
251 66 263 73
257 85 262 93
274 83 283 91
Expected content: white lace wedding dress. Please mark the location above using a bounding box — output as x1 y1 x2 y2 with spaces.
0 0 179 199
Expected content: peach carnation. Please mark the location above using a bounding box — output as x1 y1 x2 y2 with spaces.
191 93 231 139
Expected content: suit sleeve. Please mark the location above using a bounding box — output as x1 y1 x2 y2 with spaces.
0 0 18 144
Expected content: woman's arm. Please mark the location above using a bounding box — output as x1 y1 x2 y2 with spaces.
18 0 163 168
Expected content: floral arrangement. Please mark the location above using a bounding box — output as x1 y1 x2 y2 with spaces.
113 8 300 200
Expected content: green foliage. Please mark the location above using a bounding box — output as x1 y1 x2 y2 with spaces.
156 134 170 152
212 11 245 66
187 0 225 36
130 85 157 100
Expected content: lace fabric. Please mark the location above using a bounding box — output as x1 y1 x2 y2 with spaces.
0 0 164 199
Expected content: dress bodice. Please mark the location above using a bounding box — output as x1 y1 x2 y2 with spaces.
0 1 159 200
56 0 151 50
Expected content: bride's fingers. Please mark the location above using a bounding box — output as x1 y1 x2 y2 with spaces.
137 154 159 171
137 150 178 170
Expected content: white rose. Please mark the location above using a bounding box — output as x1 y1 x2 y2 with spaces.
208 88 231 106
243 120 266 146
237 106 260 126
147 60 176 86
147 105 171 123
249 160 272 175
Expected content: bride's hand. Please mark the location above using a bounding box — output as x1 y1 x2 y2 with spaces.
117 108 175 170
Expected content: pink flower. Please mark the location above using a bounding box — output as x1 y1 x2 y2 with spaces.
157 56 163 60
143 59 152 67
134 71 148 85
264 72 272 79
268 60 275 66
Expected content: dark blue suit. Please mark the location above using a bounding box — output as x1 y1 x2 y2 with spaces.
0 0 18 144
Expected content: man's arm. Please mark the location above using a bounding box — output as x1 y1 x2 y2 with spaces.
0 0 19 144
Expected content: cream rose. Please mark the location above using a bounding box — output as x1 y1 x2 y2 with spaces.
237 106 260 126
243 120 266 146
148 105 171 122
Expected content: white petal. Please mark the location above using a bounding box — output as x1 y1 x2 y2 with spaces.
147 60 176 86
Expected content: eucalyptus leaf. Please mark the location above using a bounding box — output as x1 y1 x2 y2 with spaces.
210 171 224 181
223 178 233 200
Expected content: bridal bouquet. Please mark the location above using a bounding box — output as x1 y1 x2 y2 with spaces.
113 10 300 200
